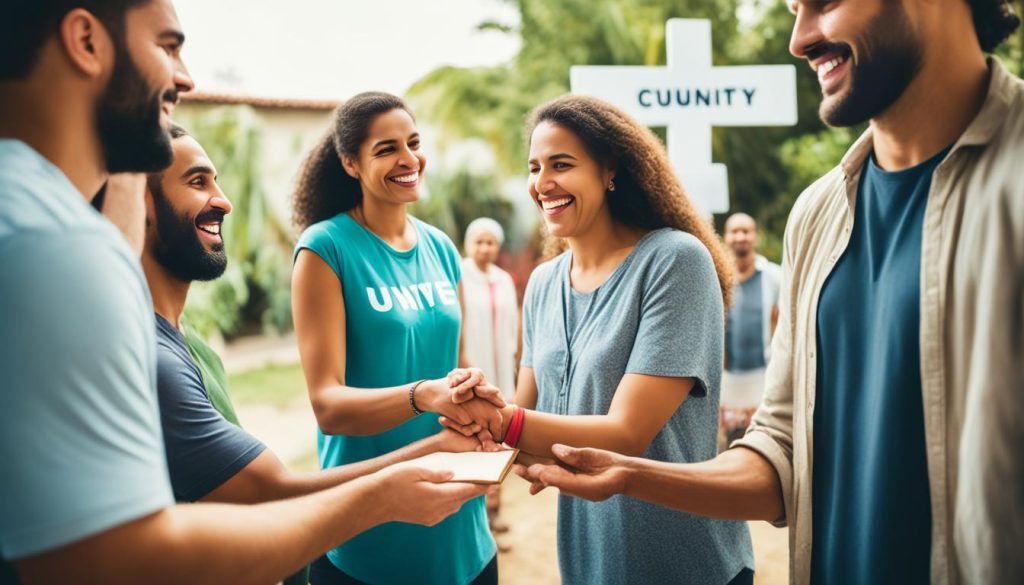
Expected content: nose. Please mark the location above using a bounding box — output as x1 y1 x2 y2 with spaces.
173 56 195 96
211 184 232 215
397 144 421 170
788 3 821 59
533 166 557 195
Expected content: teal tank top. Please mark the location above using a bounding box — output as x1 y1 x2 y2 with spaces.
294 212 494 584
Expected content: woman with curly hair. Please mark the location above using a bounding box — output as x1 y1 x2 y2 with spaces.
446 95 754 584
290 92 504 585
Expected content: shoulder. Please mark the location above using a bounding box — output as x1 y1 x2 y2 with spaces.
634 229 715 278
413 217 462 274
295 213 350 250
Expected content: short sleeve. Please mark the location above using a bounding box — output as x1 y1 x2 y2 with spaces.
294 221 343 281
624 233 724 398
519 270 541 369
0 232 173 559
156 330 266 502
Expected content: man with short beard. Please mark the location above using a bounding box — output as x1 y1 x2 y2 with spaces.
0 2 487 584
143 126 483 585
517 1 1024 583
719 213 780 449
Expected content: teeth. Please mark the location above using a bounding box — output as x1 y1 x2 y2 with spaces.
541 197 573 210
198 223 220 235
391 173 418 183
818 55 846 79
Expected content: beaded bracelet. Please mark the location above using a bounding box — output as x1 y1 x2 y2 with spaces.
409 379 427 416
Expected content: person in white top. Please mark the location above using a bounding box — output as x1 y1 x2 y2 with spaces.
458 217 520 541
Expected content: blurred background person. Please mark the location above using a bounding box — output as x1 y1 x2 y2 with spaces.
720 213 780 449
459 217 520 546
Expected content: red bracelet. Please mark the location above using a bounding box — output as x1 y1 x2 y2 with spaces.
504 405 526 448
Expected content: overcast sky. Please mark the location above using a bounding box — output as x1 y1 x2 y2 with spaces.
174 0 522 100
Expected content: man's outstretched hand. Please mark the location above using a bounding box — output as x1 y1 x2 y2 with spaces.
514 444 634 502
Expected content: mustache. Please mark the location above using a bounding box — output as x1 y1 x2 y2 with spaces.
805 41 851 62
162 88 179 105
195 208 226 225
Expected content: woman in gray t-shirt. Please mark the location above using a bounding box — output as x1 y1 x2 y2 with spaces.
445 96 755 584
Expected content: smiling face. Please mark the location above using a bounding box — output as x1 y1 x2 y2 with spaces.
341 108 425 206
527 121 615 239
97 0 195 173
146 133 233 283
789 0 924 127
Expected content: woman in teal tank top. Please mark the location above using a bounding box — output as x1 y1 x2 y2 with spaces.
291 92 504 585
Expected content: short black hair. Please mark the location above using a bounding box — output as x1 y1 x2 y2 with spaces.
969 0 1021 52
1 0 152 80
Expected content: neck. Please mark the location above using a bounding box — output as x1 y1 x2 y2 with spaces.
870 50 989 170
142 251 191 330
474 258 491 273
354 196 410 246
0 81 108 200
735 253 756 281
566 211 644 272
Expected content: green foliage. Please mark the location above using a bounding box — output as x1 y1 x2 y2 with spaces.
411 168 517 250
226 362 306 409
172 108 294 339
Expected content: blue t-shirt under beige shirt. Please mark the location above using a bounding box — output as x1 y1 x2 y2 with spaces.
0 140 173 572
523 228 753 585
812 147 950 583
295 213 493 585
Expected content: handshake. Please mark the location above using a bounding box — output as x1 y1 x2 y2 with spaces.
413 367 510 451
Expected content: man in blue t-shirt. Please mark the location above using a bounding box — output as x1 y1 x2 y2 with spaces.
1 3 487 584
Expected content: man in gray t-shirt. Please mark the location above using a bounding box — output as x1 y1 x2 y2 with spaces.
522 229 753 585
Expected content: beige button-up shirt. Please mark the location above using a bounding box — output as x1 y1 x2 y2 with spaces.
735 59 1024 585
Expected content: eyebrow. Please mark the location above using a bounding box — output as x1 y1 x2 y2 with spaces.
159 30 186 45
371 133 420 150
180 165 215 179
529 152 578 164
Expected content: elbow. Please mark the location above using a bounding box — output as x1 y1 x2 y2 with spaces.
311 400 372 436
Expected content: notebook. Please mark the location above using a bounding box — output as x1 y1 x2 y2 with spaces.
407 449 520 484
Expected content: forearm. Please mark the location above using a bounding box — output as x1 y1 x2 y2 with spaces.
510 407 650 457
312 383 419 435
19 476 384 585
623 446 784 521
286 435 440 495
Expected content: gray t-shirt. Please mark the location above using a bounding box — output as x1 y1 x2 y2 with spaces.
522 228 753 585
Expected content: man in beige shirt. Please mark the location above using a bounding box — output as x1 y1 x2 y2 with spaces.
517 1 1023 583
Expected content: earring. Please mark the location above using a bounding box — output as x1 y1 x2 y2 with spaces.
608 180 616 192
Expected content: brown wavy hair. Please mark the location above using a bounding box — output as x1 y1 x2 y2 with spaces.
292 92 411 232
527 94 734 308
969 0 1020 52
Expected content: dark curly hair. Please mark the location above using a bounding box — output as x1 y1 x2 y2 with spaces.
292 92 412 232
970 0 1021 52
527 95 734 308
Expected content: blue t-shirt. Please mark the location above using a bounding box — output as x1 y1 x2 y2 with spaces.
0 140 173 566
726 270 766 371
811 147 950 583
524 229 753 585
294 213 493 585
155 315 266 502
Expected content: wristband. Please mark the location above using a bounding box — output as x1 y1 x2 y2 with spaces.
409 379 427 416
504 405 526 448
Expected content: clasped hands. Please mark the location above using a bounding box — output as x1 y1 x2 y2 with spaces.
419 368 507 451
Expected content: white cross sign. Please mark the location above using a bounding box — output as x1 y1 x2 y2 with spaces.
570 19 797 213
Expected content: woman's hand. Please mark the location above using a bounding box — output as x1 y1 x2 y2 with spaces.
431 428 487 453
447 368 507 407
419 379 504 444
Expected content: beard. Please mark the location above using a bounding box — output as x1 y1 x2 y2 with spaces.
816 3 924 127
96 41 175 173
150 182 228 282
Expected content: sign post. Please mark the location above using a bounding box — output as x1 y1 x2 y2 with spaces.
570 19 797 213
